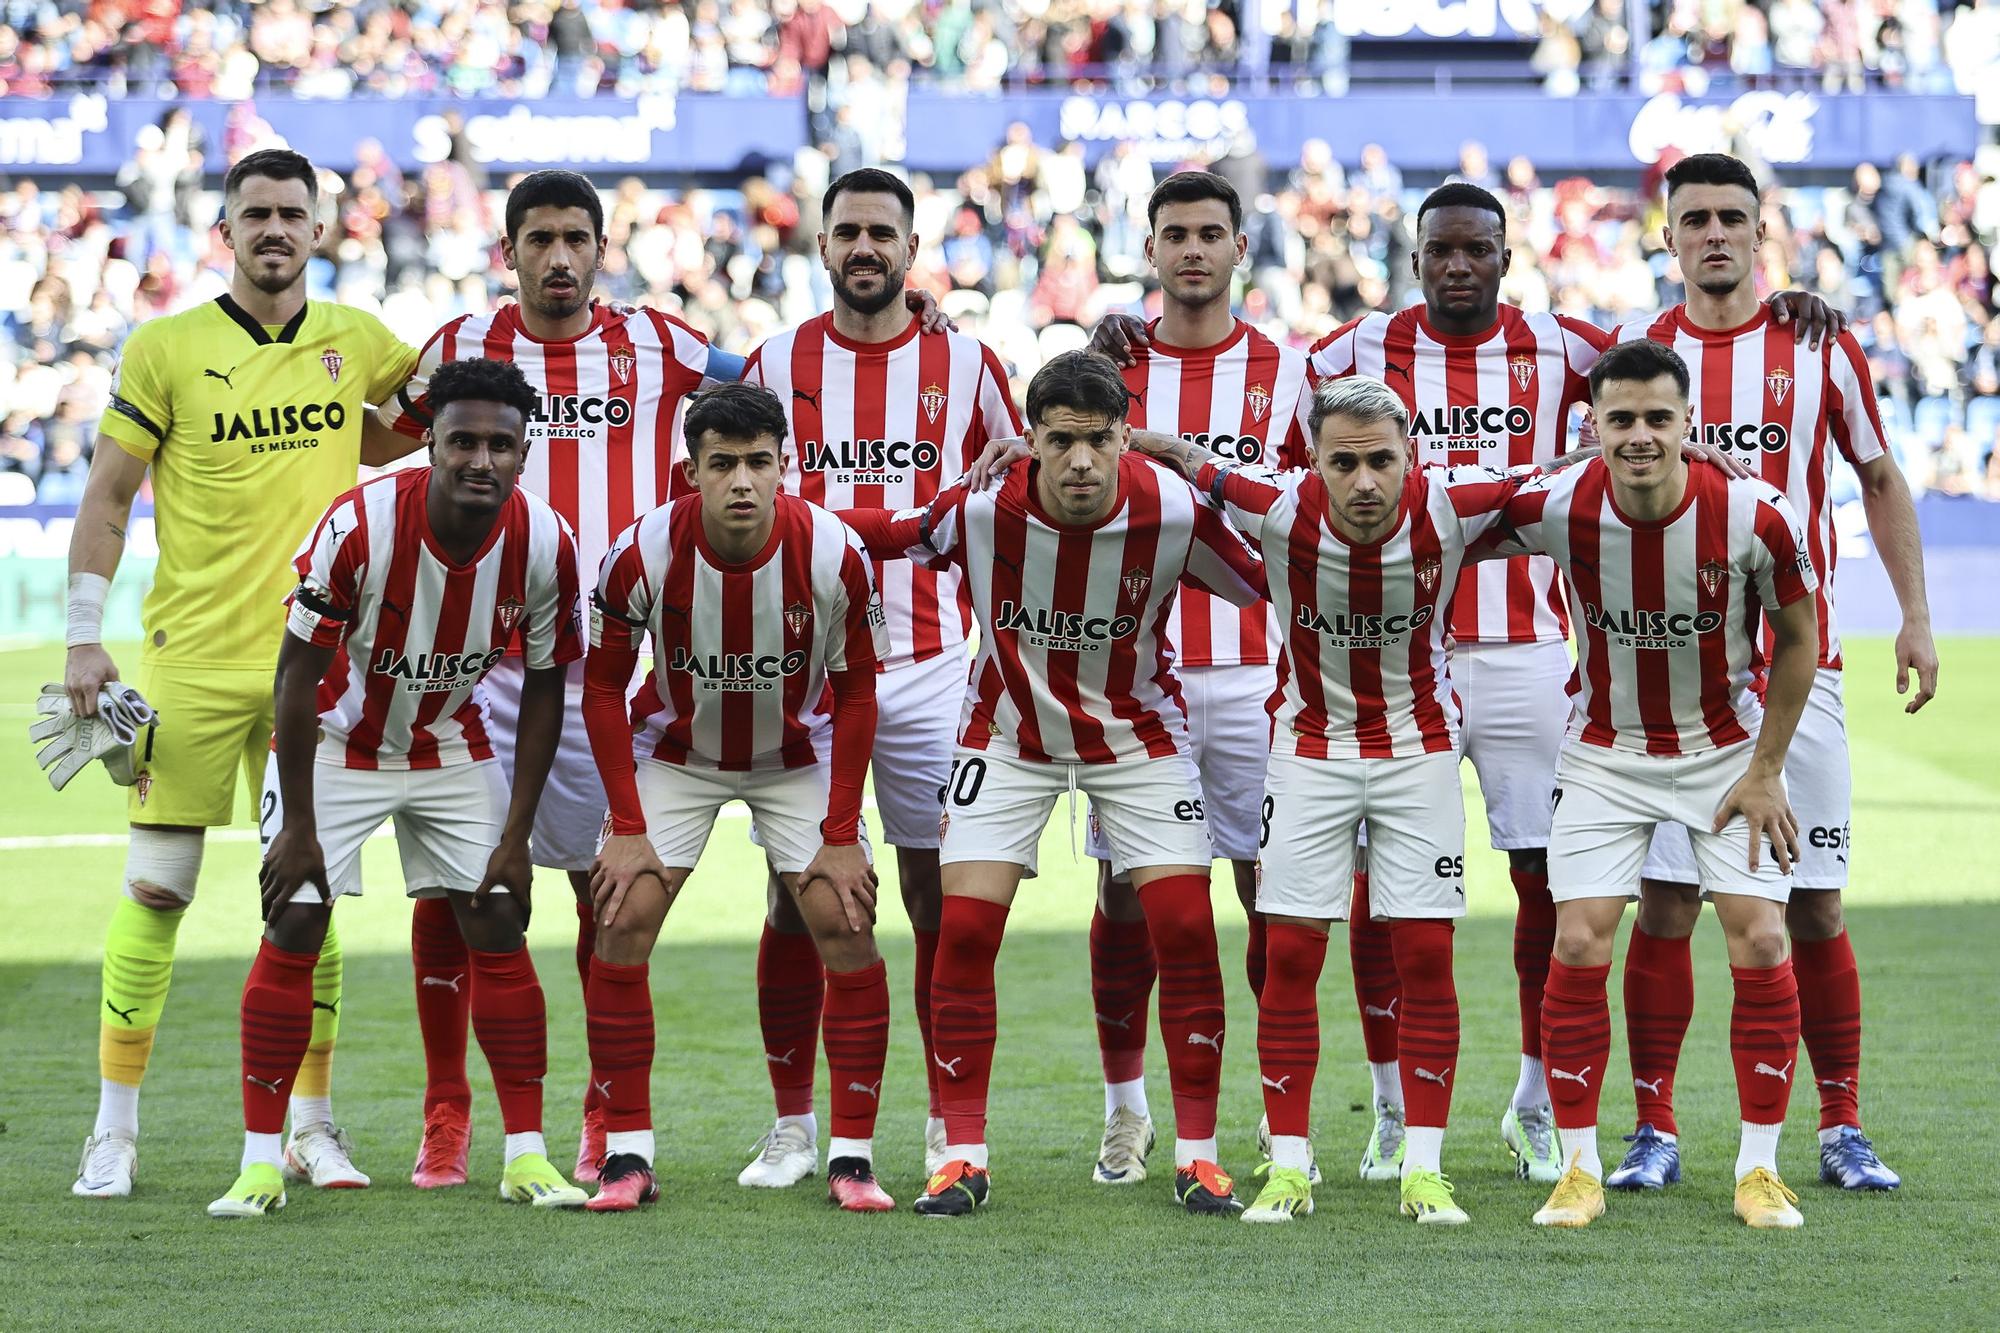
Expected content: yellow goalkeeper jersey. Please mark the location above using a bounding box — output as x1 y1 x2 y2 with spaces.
98 295 419 669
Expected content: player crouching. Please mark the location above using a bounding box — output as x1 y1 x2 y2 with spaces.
1489 341 1820 1231
581 383 893 1214
210 358 587 1218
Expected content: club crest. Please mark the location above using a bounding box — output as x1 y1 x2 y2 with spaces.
610 347 635 385
1245 383 1271 423
1122 565 1153 604
321 348 344 383
1766 366 1793 405
921 382 946 423
1509 353 1536 391
1415 556 1442 595
1698 559 1729 598
784 600 811 637
134 770 152 807
496 597 525 632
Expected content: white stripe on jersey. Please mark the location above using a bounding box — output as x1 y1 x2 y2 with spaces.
1127 320 1312 668
288 470 583 771
1612 306 1887 670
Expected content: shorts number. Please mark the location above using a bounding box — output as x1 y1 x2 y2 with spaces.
1259 794 1275 850
945 757 987 808
258 790 278 846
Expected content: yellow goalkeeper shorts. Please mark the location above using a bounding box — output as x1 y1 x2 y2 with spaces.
126 662 275 828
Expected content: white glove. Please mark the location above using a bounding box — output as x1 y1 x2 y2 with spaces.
29 683 157 791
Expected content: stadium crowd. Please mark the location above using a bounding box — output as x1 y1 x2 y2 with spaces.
5 117 1999 504
1 0 1998 99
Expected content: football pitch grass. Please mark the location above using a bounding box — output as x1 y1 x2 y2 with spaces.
2 638 1996 1330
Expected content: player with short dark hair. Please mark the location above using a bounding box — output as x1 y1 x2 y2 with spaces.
209 357 586 1218
581 381 894 1214
1601 151 1936 1194
841 350 1266 1218
65 146 421 1200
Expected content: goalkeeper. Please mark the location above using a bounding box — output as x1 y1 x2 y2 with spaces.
61 148 419 1200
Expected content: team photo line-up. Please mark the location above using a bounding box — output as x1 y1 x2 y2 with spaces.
43 142 1936 1228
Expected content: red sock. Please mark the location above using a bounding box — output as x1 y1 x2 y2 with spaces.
1349 871 1400 1063
411 895 471 1115
1622 925 1694 1135
756 923 823 1118
468 945 546 1135
912 926 942 1117
584 959 653 1133
575 899 599 1114
1088 907 1155 1085
1244 910 1268 1003
823 958 890 1141
931 896 1009 1146
240 940 318 1134
1257 922 1328 1139
1731 960 1801 1127
1792 931 1862 1130
1391 920 1458 1129
1138 873 1225 1143
1510 866 1555 1058
1540 959 1612 1131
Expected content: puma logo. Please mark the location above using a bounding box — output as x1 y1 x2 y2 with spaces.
205 366 237 389
1260 1074 1292 1094
1633 1076 1665 1095
105 1000 139 1025
1549 1065 1592 1086
245 1074 285 1093
1186 1031 1222 1052
933 1053 964 1077
312 999 340 1014
380 600 407 625
765 1048 796 1067
1413 1065 1451 1086
421 974 464 993
793 387 823 410
592 1078 613 1099
1754 1060 1794 1084
1383 358 1411 379
1818 1077 1857 1093
846 1079 881 1099
1363 997 1399 1021
1094 1011 1133 1031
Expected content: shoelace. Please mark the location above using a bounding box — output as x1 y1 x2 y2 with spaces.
1101 1110 1148 1164
1519 1110 1557 1158
1742 1168 1799 1207
1548 1168 1599 1209
754 1125 811 1163
78 1135 128 1183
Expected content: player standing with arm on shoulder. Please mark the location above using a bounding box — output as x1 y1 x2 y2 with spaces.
66 149 420 1199
1605 153 1936 1194
841 351 1266 1218
579 383 895 1214
1488 339 1820 1231
210 358 587 1218
736 168 1021 1185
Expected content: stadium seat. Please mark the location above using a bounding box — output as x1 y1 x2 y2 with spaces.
1913 395 1956 448
0 472 36 506
1966 395 2000 450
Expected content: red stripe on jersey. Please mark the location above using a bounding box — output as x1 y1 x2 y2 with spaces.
1500 311 1543 641
908 329 954 661
1627 516 1675 755
969 490 1041 758
1693 474 1752 749
1346 528 1390 758
1403 491 1453 752
403 535 482 772
646 310 684 508
1107 473 1177 761
1566 467 1618 750
539 336 583 547
789 329 828 508
1044 512 1108 763
603 324 642 542
777 506 821 763
652 509 701 766
342 488 424 770
1284 484 1334 759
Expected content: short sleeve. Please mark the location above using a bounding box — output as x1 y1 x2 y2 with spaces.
99 321 174 460
590 520 656 654
286 492 367 647
361 313 423 406
374 318 460 440
823 529 888 675
523 511 586 670
1750 493 1818 611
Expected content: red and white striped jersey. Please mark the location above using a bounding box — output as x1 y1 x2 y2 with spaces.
743 314 1021 668
1309 304 1608 644
287 469 584 771
1492 459 1816 757
378 302 715 598
1610 306 1887 670
1126 319 1312 669
844 453 1266 765
1199 461 1521 759
591 492 886 772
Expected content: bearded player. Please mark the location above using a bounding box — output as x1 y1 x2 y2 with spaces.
67 149 420 1199
1603 153 1935 1194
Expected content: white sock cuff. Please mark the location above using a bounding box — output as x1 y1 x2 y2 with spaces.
1173 1136 1219 1169
242 1131 284 1172
605 1129 655 1165
1104 1077 1149 1119
504 1131 547 1164
1270 1134 1312 1173
1369 1061 1404 1107
828 1136 872 1163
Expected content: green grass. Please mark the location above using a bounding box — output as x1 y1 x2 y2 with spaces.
3 639 1998 1329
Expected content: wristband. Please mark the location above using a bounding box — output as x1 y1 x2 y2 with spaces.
66 573 110 648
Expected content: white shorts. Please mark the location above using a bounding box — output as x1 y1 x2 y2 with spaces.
1641 669 1851 890
1255 750 1467 921
1549 738 1792 904
939 749 1211 878
632 758 868 876
875 649 968 849
259 753 508 903
482 656 607 873
1454 638 1573 851
1086 662 1274 870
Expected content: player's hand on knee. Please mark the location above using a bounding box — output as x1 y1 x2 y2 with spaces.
591 834 665 929
475 834 533 918
799 842 878 933
1715 771 1797 874
64 644 119 717
259 826 329 919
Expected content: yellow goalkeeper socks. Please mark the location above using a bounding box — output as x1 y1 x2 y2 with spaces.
293 918 342 1114
98 897 186 1133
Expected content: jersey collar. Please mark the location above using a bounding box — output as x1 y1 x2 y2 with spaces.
215 294 310 346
